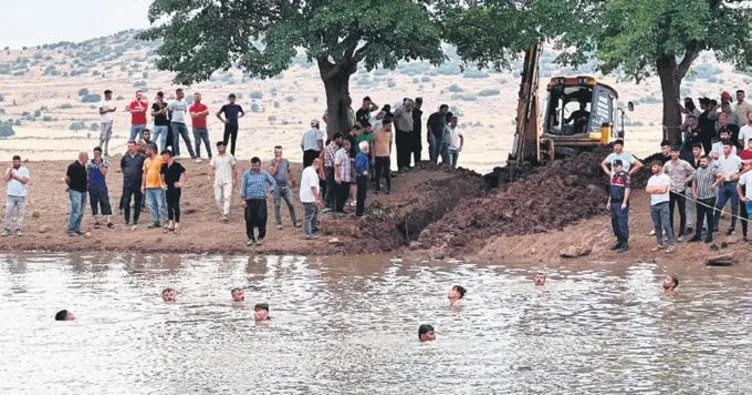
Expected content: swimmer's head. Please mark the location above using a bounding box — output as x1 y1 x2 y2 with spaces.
662 276 679 291
231 288 245 302
254 303 270 321
448 285 466 302
55 309 75 321
418 324 436 342
162 288 176 303
534 273 546 286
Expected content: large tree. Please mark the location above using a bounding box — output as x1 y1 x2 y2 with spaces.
443 0 752 144
139 0 444 138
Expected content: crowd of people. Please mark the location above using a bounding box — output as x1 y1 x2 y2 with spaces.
2 90 465 243
602 90 752 253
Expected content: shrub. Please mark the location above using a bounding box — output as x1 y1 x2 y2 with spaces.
58 103 74 109
412 78 419 84
250 91 263 99
90 123 99 131
115 95 124 100
436 63 462 75
0 93 4 102
421 76 431 82
449 105 464 117
449 93 476 102
374 69 387 76
133 80 147 88
81 93 101 103
0 121 14 137
387 79 396 88
478 88 501 97
463 70 489 79
285 96 295 103
34 110 41 117
273 101 280 108
42 115 54 122
267 116 277 122
69 121 86 131
447 84 463 93
14 119 21 126
78 88 89 96
251 103 262 113
142 72 149 79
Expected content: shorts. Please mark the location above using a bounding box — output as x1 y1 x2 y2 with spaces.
100 121 113 140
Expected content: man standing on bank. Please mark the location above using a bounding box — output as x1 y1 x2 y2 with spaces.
121 140 146 227
217 93 245 157
141 144 168 229
2 155 30 237
240 157 276 246
160 150 187 233
87 147 114 229
301 120 325 167
189 92 211 163
606 159 631 252
268 146 299 230
167 88 197 159
354 141 370 217
98 89 116 157
300 158 322 240
209 141 237 223
128 90 148 141
65 152 89 237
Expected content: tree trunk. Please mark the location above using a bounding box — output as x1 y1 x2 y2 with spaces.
318 58 356 140
656 55 683 145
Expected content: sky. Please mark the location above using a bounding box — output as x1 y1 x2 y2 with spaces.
0 0 152 49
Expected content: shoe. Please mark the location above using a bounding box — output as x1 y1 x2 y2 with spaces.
220 215 228 223
610 242 622 251
276 224 283 230
664 245 676 253
616 245 629 253
131 225 138 231
94 222 101 229
649 229 656 236
255 239 264 246
68 232 80 237
246 238 254 246
321 208 332 213
688 236 702 243
677 235 685 242
1 229 9 237
385 190 391 195
726 229 735 236
686 227 693 235
306 235 320 240
651 245 664 252
107 223 115 229
710 243 720 251
349 202 357 207
294 221 301 228
194 158 203 163
15 230 23 237
148 223 161 229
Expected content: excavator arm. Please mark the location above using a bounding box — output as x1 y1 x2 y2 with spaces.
509 41 543 165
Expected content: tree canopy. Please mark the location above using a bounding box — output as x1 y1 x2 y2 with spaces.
442 0 752 143
139 0 445 136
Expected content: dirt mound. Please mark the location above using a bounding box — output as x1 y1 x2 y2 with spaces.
419 150 612 254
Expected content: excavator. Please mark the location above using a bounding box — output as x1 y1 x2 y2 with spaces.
507 42 632 175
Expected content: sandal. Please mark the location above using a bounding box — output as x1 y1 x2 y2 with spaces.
173 224 181 234
106 223 115 229
94 222 101 229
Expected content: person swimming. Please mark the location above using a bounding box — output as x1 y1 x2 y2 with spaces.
55 309 75 321
662 275 679 292
254 303 270 321
231 288 245 303
447 285 466 305
534 274 546 286
418 324 436 342
162 288 177 303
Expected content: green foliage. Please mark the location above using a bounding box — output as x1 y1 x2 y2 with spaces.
81 93 101 103
463 69 489 79
58 103 74 109
133 80 147 88
387 79 397 88
0 93 4 102
447 84 463 93
0 121 14 137
78 88 89 96
250 91 264 100
69 121 86 131
42 115 54 122
90 123 99 131
478 88 501 97
34 110 41 118
420 76 431 82
451 93 477 101
251 103 261 113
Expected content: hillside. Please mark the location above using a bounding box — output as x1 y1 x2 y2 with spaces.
0 30 749 172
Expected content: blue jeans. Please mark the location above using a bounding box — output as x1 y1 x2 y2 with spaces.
610 203 629 245
714 182 739 231
747 201 752 219
152 125 168 152
650 202 674 246
171 122 196 158
449 149 459 168
67 190 86 234
145 188 167 225
429 137 440 165
129 124 146 141
273 186 297 225
193 127 212 159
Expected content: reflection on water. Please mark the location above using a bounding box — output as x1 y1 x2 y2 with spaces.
1 253 751 394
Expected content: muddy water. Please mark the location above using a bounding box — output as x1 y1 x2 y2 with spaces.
1 253 751 394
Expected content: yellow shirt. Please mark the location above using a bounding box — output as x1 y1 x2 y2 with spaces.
143 155 165 188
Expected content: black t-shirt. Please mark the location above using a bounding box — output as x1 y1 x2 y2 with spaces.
152 102 169 126
427 112 446 138
345 133 357 158
160 161 186 189
698 111 715 141
355 108 371 127
412 108 423 134
220 104 244 124
66 161 88 193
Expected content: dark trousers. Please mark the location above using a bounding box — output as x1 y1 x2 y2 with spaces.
695 197 716 242
244 199 267 240
89 184 112 217
396 130 411 170
741 198 749 238
303 150 319 168
668 191 687 236
166 188 181 222
121 181 142 224
411 132 422 166
335 182 350 213
374 157 391 192
610 203 629 245
324 167 335 209
356 175 368 217
223 123 239 156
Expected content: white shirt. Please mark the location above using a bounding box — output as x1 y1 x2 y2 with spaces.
6 166 30 197
711 142 736 157
449 126 463 150
739 172 752 200
167 99 188 124
604 152 636 174
739 124 752 147
717 154 742 181
209 153 237 185
647 173 671 205
299 166 320 203
99 99 114 122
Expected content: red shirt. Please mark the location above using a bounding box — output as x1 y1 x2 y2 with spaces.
189 103 208 128
740 149 752 161
129 100 148 125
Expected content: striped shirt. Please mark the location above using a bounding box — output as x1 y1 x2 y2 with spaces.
324 141 339 168
691 165 719 200
663 159 695 193
334 148 352 183
240 169 276 200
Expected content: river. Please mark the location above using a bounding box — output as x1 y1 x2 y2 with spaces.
1 253 751 394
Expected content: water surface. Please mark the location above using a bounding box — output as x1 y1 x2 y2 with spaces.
1 253 750 394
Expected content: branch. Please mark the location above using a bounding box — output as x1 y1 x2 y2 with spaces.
353 42 371 63
677 40 704 78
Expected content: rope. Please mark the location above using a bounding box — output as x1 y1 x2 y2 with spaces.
668 189 751 225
